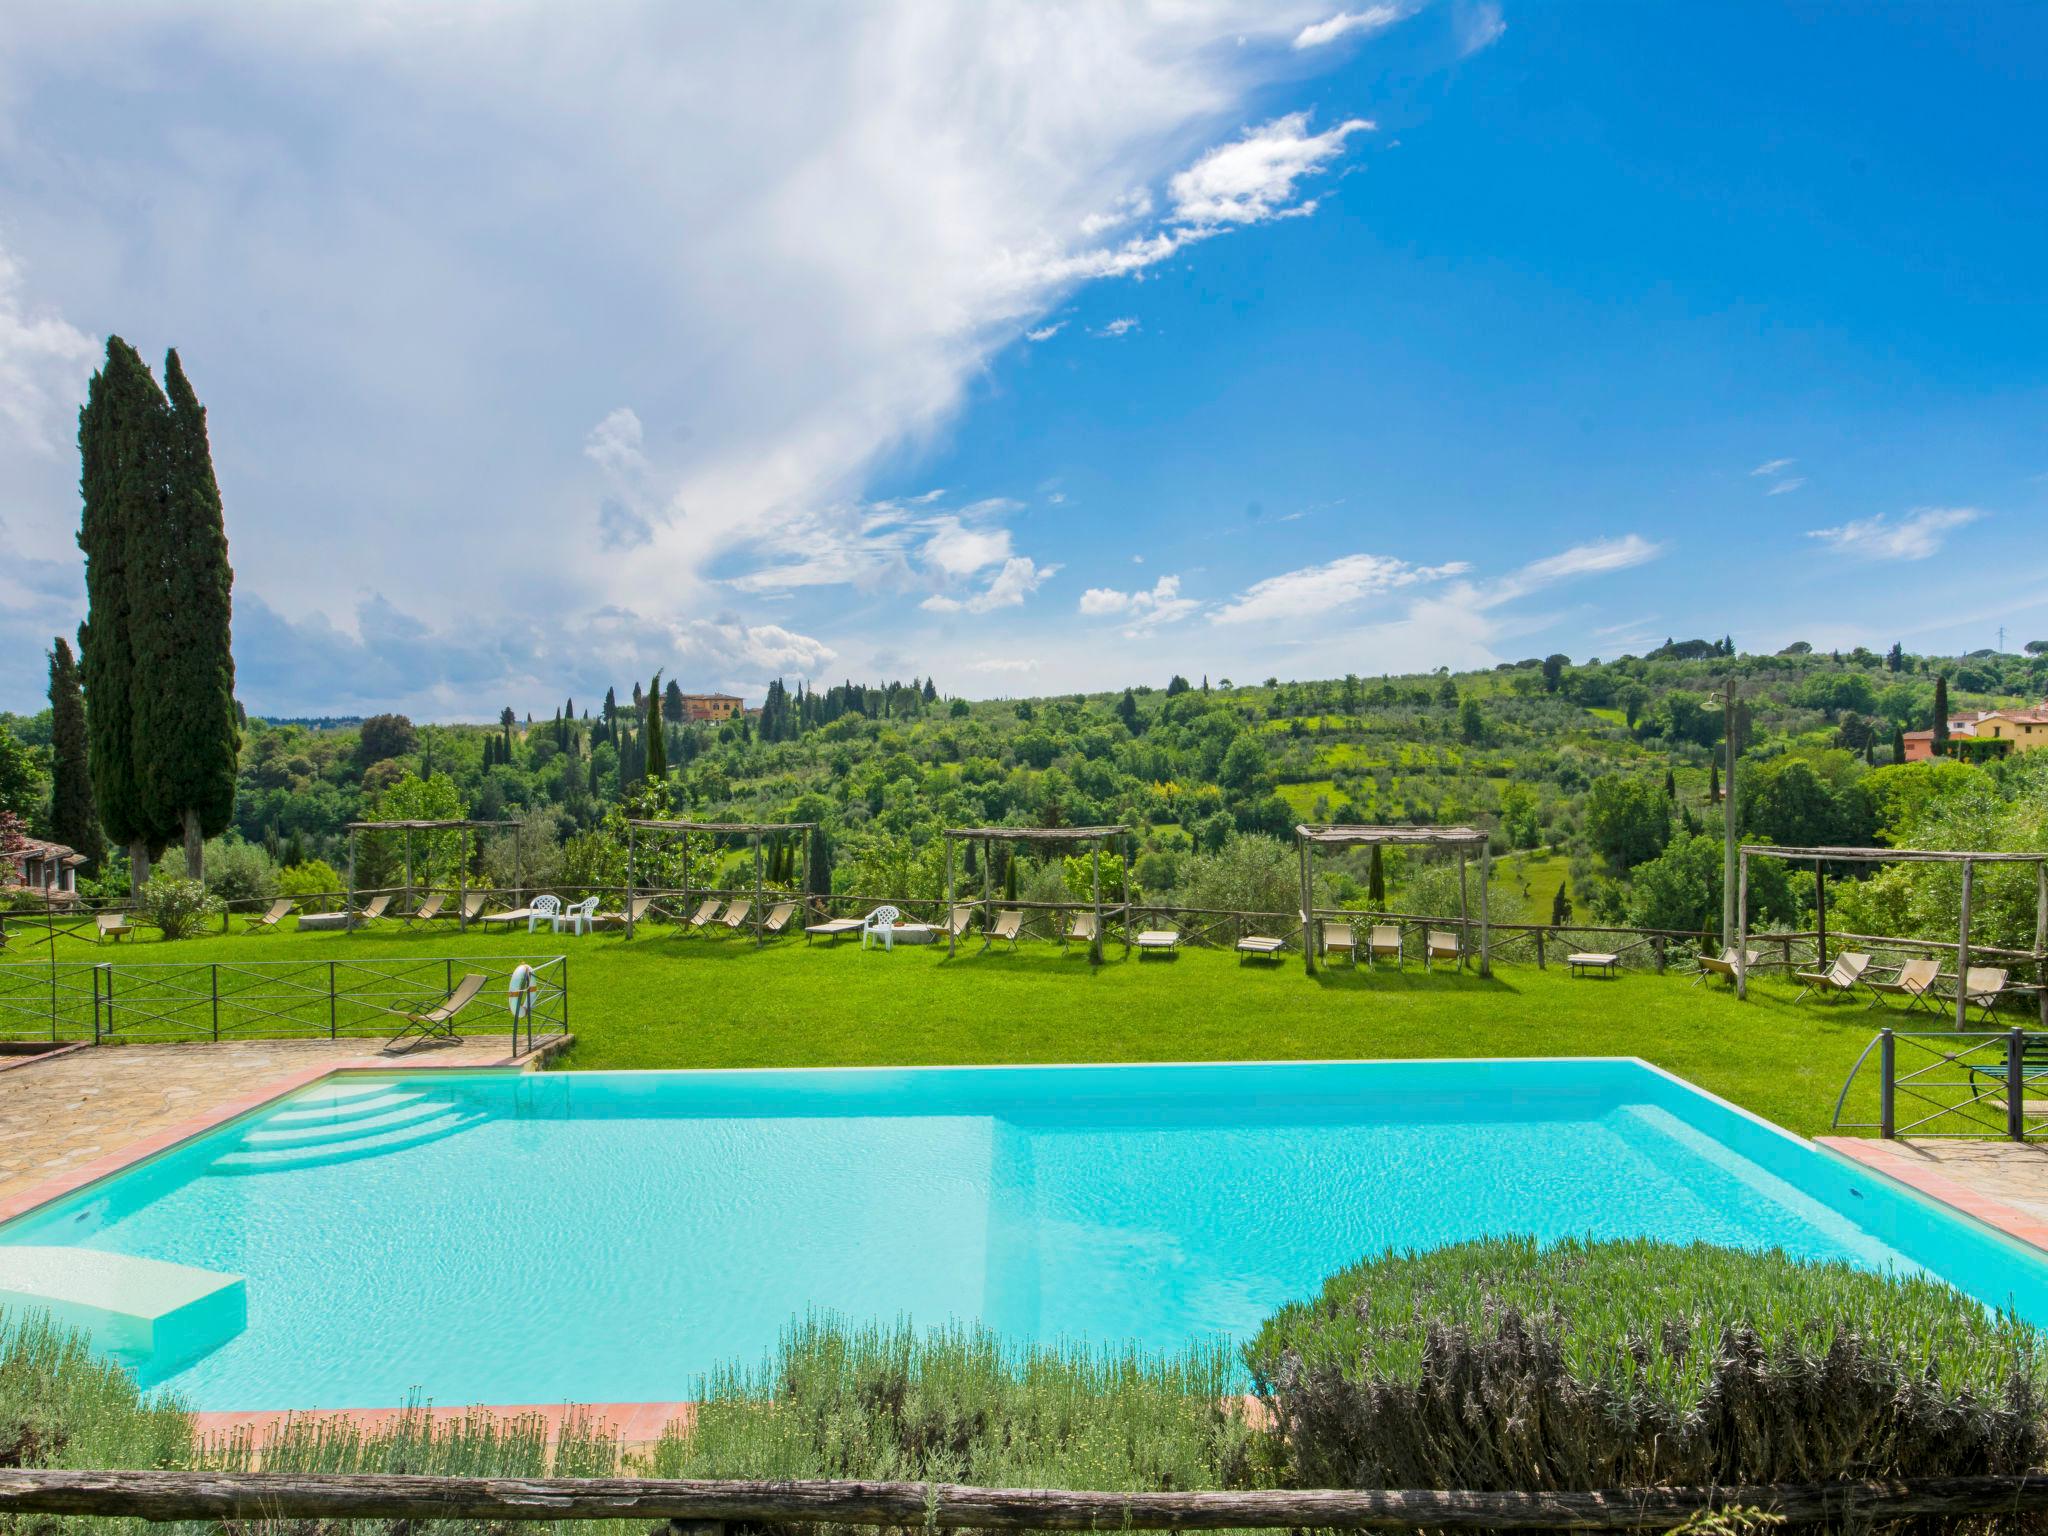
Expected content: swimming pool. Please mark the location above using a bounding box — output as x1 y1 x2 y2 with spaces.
3 1057 2045 1409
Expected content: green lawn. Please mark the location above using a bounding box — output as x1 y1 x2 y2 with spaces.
5 917 1890 1137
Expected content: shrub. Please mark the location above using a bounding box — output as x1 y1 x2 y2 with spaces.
276 859 342 912
135 869 223 940
1248 1237 2044 1492
653 1316 1261 1503
0 1311 192 1473
201 837 277 906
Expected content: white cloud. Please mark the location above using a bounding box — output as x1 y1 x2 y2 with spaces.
1212 553 1467 625
0 1 1370 709
1453 1 1506 56
1078 573 1199 633
1751 458 1795 476
921 516 1013 577
1094 316 1140 338
964 656 1038 674
921 555 1060 615
1806 508 1983 562
1025 322 1066 342
0 242 97 458
1168 112 1372 227
582 406 648 479
1765 476 1807 495
1293 6 1407 50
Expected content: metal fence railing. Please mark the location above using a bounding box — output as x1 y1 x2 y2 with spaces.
0 954 567 1054
1832 1027 2044 1141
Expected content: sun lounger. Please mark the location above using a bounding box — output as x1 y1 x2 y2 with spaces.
382 972 486 1056
1953 966 2012 1024
398 892 446 927
1426 930 1462 970
1692 947 1759 987
1063 911 1098 950
804 915 863 944
1792 950 1870 1004
716 899 753 935
983 908 1024 951
1322 921 1356 965
943 903 975 938
97 911 134 944
1369 924 1402 967
761 900 798 936
1864 957 1942 1012
679 898 723 931
439 891 489 924
589 895 654 930
1236 934 1286 963
244 898 293 934
476 905 541 928
1135 928 1179 957
348 892 393 927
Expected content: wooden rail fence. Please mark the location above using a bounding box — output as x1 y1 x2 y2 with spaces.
5 1467 2048 1530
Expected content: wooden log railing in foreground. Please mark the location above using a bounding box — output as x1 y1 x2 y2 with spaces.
7 1468 2048 1530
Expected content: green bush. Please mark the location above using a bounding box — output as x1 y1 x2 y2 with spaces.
653 1316 1262 1512
200 837 277 906
277 858 342 912
1248 1237 2044 1492
134 870 223 940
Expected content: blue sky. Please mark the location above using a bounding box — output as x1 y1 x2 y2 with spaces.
2 2 2044 716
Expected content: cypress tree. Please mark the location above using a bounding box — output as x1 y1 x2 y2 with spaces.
76 337 174 890
1551 882 1571 927
1932 674 1950 756
46 637 102 867
1709 762 1720 803
1892 726 1906 764
645 673 667 778
1367 844 1385 907
144 350 238 878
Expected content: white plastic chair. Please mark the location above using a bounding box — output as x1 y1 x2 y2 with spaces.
553 896 599 936
863 904 901 951
527 893 562 934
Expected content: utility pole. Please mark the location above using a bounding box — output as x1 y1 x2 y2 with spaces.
1722 674 1739 945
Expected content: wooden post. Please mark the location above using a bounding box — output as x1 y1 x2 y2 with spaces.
753 830 765 947
402 829 413 911
1722 676 1739 945
681 829 690 923
346 827 357 932
1299 833 1315 976
2036 862 2047 1030
458 827 469 932
945 837 956 959
1090 840 1103 965
1478 840 1492 978
1121 834 1132 958
1734 850 1751 1000
1956 858 1975 1032
1814 860 1827 968
982 836 993 950
626 823 637 939
1457 849 1469 969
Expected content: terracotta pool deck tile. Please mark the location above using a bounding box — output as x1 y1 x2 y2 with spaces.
191 1400 696 1454
1819 1135 2048 1251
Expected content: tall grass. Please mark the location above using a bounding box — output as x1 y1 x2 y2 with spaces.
652 1314 1268 1500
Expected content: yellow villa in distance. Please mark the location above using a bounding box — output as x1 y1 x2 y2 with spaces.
1902 699 2048 761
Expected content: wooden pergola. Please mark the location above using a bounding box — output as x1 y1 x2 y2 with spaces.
1295 824 1493 977
1736 844 2048 1028
942 825 1128 964
345 818 517 929
624 819 817 945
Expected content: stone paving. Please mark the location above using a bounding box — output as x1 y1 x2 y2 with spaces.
0 1035 531 1211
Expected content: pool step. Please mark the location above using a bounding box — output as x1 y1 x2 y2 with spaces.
209 1099 486 1174
264 1087 430 1126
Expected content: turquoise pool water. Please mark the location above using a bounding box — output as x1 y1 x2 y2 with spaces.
3 1058 2045 1409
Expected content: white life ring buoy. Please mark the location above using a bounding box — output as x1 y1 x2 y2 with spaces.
507 963 539 1020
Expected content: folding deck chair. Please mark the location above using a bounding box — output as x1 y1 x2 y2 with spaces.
244 898 293 935
382 972 487 1056
984 908 1024 951
1792 951 1870 1005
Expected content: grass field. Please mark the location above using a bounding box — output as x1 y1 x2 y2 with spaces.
3 918 1890 1137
